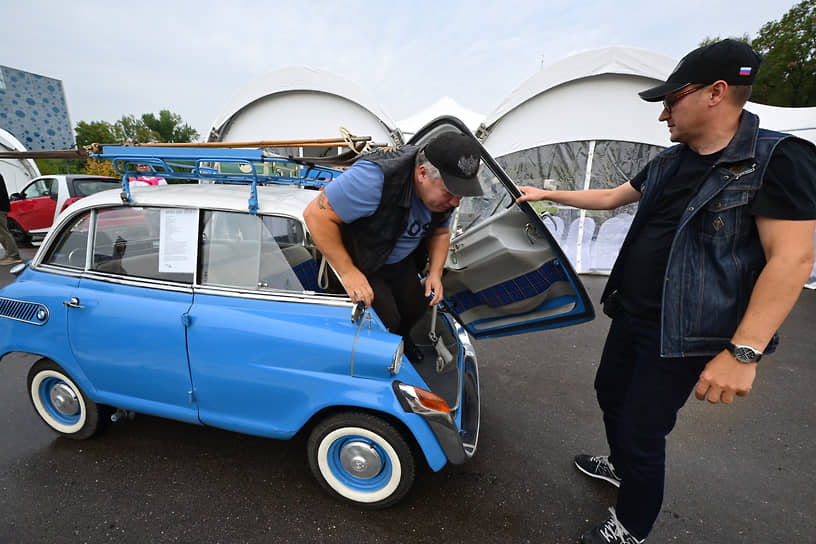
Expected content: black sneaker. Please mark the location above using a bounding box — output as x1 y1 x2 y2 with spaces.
574 454 621 488
582 508 644 544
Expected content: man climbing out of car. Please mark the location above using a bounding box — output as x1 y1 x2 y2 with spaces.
303 132 483 361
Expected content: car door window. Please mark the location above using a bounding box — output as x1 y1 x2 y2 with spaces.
92 207 194 283
451 164 512 235
22 178 55 199
199 210 311 292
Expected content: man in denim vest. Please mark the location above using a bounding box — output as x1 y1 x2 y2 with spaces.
517 40 816 543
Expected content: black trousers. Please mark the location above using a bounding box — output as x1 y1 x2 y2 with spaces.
368 253 428 338
595 311 708 539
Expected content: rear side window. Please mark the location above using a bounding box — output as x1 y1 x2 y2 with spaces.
92 207 194 283
199 210 316 292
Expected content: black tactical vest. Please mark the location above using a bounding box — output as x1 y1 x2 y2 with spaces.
340 145 451 274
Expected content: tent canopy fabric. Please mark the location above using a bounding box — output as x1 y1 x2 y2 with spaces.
480 46 816 158
397 97 483 136
482 46 677 131
0 127 40 194
207 66 400 145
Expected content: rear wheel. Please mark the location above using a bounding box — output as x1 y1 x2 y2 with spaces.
307 412 416 508
27 359 102 440
7 218 31 247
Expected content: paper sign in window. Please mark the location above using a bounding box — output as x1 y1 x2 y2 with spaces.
159 209 197 273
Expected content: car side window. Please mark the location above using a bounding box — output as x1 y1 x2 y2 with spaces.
452 162 511 235
199 210 311 292
92 207 193 283
22 178 55 199
42 211 91 268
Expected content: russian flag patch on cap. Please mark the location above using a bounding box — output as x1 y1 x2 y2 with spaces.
739 66 752 76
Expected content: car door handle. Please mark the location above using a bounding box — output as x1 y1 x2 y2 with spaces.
63 297 85 309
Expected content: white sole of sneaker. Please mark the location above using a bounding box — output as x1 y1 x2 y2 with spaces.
574 460 621 488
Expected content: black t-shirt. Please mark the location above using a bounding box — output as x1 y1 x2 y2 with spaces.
617 138 816 320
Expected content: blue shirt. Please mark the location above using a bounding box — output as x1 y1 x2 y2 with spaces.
324 160 447 264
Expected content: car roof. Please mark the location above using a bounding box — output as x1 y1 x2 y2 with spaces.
68 183 319 220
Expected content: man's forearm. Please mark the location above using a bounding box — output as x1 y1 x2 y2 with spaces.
426 228 450 279
516 182 641 210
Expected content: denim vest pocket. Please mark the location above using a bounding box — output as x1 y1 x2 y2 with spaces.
700 186 755 239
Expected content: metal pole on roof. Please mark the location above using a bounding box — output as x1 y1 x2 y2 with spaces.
131 137 371 149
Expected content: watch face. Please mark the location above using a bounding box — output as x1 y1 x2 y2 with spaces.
734 346 759 362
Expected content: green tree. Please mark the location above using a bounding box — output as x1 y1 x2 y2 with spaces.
75 120 117 147
33 158 85 175
699 34 751 47
67 110 199 175
112 114 158 143
141 109 199 143
751 0 816 106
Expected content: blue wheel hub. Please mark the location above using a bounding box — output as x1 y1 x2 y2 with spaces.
41 378 81 424
327 435 392 491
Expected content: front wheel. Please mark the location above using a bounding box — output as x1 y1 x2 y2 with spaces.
27 359 102 440
307 412 416 508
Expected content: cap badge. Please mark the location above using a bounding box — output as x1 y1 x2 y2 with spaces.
739 66 752 76
457 155 479 176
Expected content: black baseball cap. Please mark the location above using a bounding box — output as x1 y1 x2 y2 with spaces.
423 132 483 196
639 39 762 102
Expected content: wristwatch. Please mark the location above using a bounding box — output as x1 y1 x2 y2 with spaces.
726 343 763 363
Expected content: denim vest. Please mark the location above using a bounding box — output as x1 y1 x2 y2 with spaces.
603 111 798 357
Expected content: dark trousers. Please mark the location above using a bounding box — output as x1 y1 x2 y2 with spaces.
595 311 708 539
368 253 428 338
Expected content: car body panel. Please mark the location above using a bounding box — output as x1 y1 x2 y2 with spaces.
66 278 197 423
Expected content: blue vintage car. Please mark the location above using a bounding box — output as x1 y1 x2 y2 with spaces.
0 118 593 508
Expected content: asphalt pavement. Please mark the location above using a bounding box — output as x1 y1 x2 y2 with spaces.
1 246 814 543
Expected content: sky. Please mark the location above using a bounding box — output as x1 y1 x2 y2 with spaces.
0 0 800 141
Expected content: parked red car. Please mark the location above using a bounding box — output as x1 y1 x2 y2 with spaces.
8 175 119 245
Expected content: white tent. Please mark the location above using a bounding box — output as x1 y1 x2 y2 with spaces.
478 46 816 287
479 47 675 274
397 97 483 138
207 66 402 155
0 128 40 195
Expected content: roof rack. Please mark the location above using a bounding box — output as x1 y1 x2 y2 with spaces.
1 129 391 214
89 145 344 214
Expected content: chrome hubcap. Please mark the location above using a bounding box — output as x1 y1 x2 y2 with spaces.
339 440 382 479
49 383 79 415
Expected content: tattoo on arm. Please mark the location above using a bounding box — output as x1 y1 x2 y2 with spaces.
317 193 333 211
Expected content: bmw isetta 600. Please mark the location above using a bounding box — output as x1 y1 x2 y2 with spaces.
0 118 593 507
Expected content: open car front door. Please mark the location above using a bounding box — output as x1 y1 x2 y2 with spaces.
409 116 594 339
